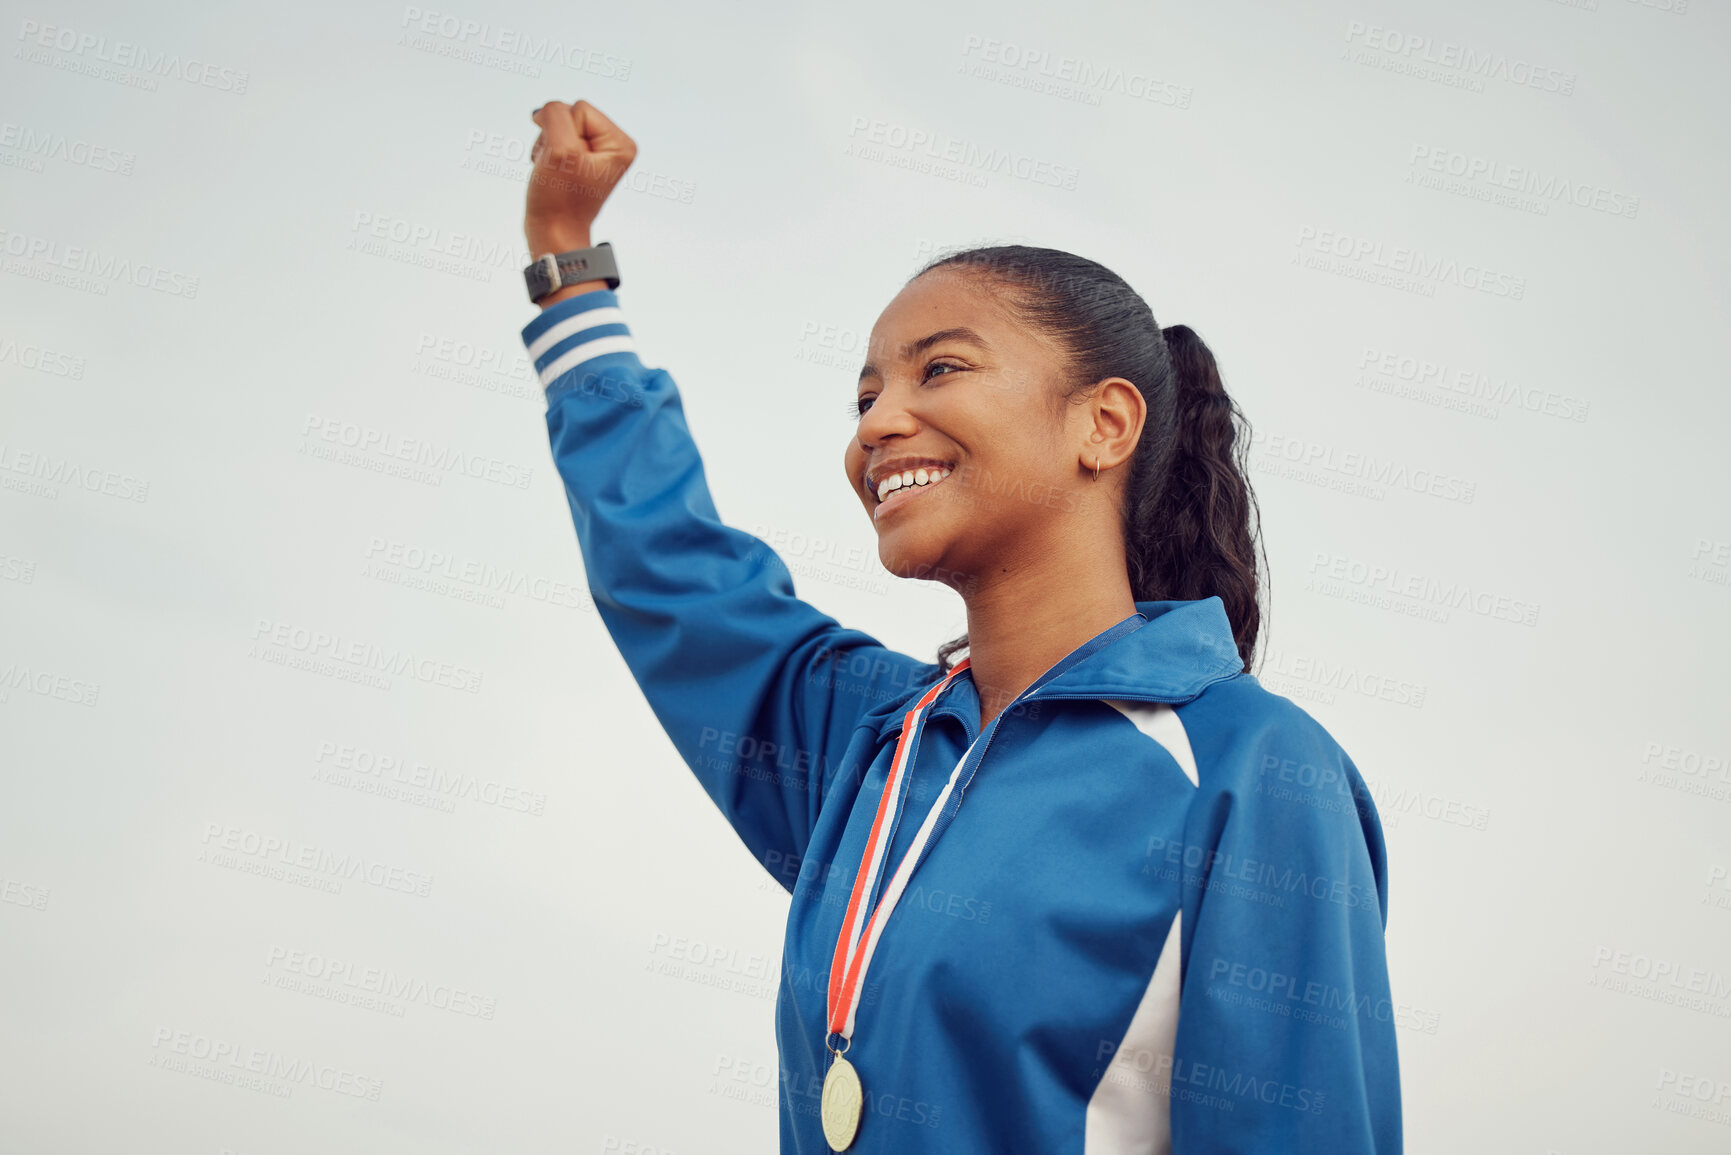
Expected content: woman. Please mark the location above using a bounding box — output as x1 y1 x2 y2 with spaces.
520 99 1403 1154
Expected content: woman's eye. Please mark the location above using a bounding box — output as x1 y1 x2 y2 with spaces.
847 364 961 420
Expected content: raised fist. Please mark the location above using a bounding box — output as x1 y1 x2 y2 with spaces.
524 100 636 255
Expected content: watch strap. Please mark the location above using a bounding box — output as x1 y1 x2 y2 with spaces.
525 242 619 301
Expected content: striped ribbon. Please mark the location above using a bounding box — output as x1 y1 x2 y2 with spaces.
826 657 977 1040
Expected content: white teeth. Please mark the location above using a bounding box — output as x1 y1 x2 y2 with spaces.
876 466 951 500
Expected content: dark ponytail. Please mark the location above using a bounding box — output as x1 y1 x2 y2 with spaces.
916 245 1266 674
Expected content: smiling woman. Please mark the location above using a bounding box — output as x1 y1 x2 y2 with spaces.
838 250 1265 733
516 99 1402 1155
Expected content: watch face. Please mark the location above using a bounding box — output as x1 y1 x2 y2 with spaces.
525 259 554 301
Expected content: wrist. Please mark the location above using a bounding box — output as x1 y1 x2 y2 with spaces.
523 233 611 309
526 229 593 258
537 280 609 309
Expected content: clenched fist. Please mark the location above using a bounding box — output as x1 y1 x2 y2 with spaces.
524 99 636 261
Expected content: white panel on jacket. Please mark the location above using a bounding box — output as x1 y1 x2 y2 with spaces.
1103 699 1200 786
1084 910 1184 1155
1082 700 1199 1152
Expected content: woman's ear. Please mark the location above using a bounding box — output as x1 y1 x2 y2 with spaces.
1082 377 1145 474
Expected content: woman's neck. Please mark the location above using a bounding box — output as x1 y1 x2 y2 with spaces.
960 547 1139 730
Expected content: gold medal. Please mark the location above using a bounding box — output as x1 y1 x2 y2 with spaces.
820 1053 862 1151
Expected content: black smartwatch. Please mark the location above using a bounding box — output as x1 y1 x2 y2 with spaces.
524 242 620 302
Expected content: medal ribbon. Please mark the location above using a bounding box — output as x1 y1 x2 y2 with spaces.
826 656 972 1042
824 611 1147 1045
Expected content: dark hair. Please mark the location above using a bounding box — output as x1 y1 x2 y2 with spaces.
911 244 1267 675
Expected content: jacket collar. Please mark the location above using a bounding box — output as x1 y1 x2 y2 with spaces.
876 596 1246 740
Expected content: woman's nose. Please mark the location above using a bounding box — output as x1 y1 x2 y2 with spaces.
855 388 917 447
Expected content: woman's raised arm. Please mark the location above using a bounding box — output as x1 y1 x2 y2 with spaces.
520 101 938 882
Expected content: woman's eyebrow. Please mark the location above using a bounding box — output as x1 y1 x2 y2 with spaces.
858 327 992 383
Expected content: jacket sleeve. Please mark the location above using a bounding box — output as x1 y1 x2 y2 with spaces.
1171 713 1403 1153
521 289 939 886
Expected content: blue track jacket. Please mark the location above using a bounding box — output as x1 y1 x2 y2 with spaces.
521 289 1403 1154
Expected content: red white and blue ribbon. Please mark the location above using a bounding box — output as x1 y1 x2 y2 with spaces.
827 657 978 1041
823 612 1149 1044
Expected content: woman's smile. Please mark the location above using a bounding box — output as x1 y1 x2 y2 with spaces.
873 465 954 522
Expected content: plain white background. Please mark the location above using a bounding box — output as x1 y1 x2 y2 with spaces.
2 0 1728 1151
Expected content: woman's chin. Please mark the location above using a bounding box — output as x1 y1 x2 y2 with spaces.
876 537 960 584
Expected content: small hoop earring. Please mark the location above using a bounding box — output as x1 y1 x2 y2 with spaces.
1093 455 1100 482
